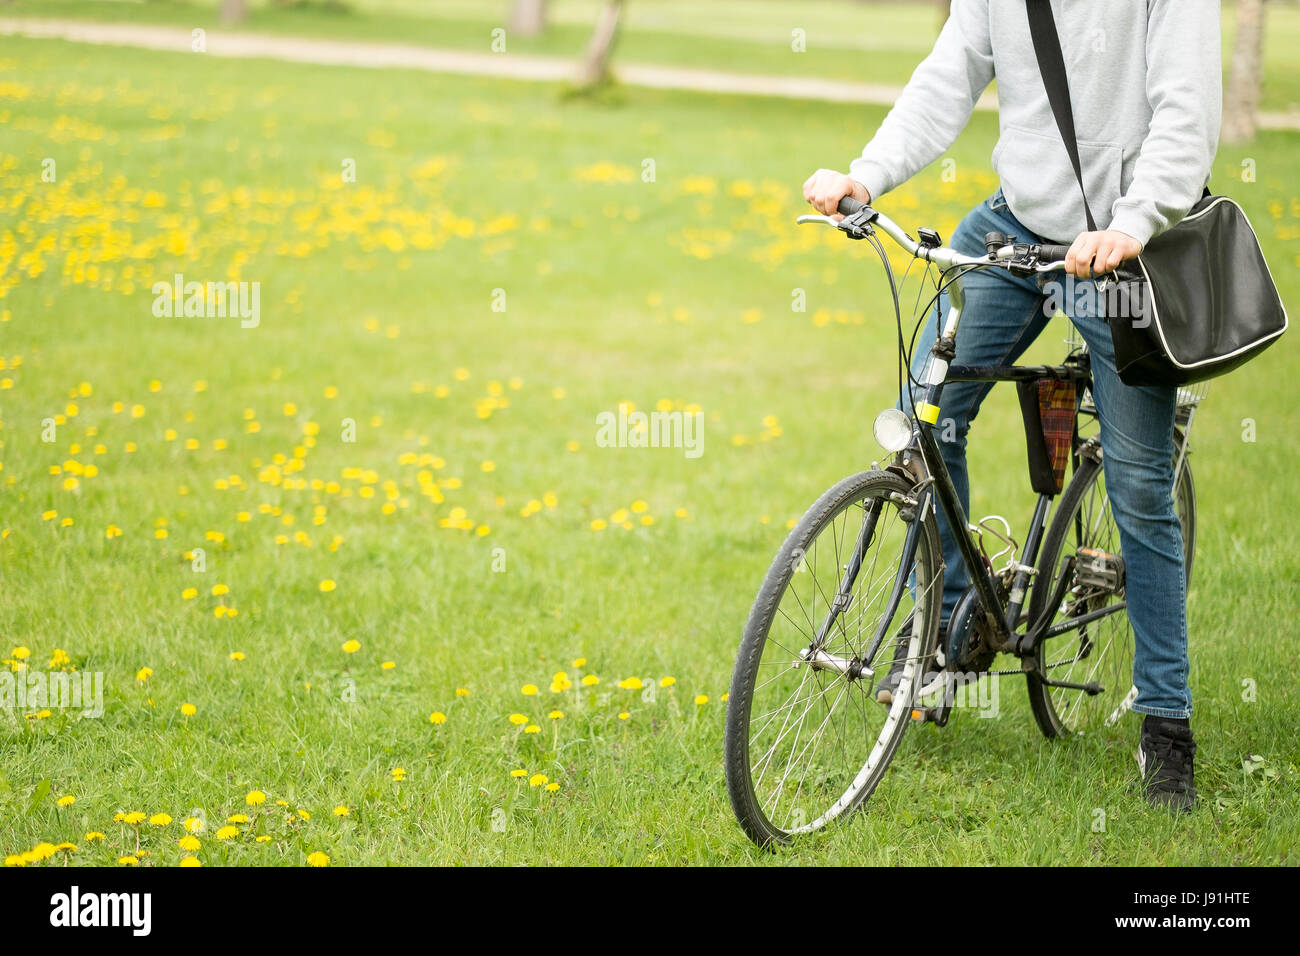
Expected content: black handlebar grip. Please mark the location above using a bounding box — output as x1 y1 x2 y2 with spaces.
837 195 867 216
1037 243 1072 262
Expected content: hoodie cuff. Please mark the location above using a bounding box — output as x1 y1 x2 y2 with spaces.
1106 205 1158 249
847 159 892 204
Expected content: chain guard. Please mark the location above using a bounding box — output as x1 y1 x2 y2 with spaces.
946 584 1003 674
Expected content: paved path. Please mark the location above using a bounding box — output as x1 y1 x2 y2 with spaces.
3 17 1299 130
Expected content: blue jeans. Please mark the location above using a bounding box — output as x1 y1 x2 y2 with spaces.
908 190 1191 719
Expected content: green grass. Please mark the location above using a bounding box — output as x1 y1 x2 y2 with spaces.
0 31 1297 866
9 0 1300 113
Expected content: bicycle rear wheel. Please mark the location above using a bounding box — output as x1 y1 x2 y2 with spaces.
1025 435 1195 738
724 469 943 847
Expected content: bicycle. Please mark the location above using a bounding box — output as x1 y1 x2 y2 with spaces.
723 196 1202 848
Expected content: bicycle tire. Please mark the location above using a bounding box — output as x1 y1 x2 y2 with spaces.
1025 435 1196 738
724 469 943 847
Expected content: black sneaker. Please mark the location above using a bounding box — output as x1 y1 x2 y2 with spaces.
875 623 945 705
1137 716 1196 812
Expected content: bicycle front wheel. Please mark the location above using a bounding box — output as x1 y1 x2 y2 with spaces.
724 469 943 847
1025 436 1195 738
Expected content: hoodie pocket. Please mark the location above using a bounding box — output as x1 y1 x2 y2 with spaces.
993 123 1123 240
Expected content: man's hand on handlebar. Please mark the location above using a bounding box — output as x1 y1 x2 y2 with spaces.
1065 229 1143 279
802 169 871 219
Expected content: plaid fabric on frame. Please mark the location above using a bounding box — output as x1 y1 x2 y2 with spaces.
1037 378 1077 493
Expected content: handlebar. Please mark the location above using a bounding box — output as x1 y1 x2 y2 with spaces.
801 195 1070 273
1036 243 1073 262
837 195 869 217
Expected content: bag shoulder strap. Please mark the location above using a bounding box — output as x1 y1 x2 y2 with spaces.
1025 1 1098 232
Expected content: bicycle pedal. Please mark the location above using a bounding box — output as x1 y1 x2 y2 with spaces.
909 706 946 724
1075 546 1124 591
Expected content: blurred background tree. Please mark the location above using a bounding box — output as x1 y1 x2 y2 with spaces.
220 0 247 26
1224 0 1267 142
576 0 625 88
509 0 551 37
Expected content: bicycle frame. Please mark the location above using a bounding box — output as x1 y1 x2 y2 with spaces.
905 356 1096 658
860 249 1110 671
798 202 1167 681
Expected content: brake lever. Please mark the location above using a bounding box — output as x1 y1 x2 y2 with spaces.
796 214 840 227
795 207 879 240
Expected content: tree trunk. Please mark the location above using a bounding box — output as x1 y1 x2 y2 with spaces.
220 0 248 27
1223 0 1266 143
509 0 550 37
576 0 626 88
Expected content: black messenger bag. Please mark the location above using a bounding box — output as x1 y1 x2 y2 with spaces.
1026 0 1288 387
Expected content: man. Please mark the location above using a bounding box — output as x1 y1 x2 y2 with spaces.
803 0 1221 812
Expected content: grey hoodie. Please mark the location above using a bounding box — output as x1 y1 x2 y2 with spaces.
848 0 1221 246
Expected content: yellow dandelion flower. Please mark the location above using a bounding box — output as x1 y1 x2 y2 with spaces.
618 677 643 691
528 774 549 787
121 812 146 825
381 661 396 670
148 813 172 826
57 795 75 807
215 826 238 840
545 782 560 792
136 667 153 682
179 856 201 867
390 768 406 781
180 703 197 716
455 687 469 697
182 817 204 833
178 835 200 852
320 579 336 592
182 588 198 600
229 651 245 661
510 769 527 778
227 814 249 824
508 713 528 726
524 724 540 734
84 832 105 842
572 657 587 668
660 676 676 687
618 711 630 720
341 639 361 654
246 790 267 806
695 695 709 706
429 711 446 725
582 674 599 686
521 684 538 696
307 851 330 867
548 710 564 720
333 806 350 817
211 584 229 596
118 856 139 866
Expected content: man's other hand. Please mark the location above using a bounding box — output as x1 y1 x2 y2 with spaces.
1065 230 1143 278
802 169 871 218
